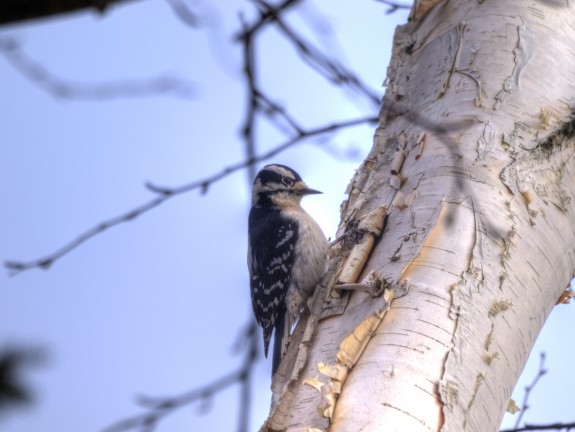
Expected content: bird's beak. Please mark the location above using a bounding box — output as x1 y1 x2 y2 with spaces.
298 187 322 196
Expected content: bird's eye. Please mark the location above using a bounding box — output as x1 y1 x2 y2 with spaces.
282 177 294 187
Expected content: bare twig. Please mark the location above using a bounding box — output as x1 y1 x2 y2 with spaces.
236 321 258 432
239 14 259 183
145 116 375 196
5 115 376 275
165 0 201 27
373 0 412 14
250 0 381 108
511 352 548 430
0 38 195 100
500 422 575 432
237 0 301 38
236 0 304 184
5 0 383 275
254 88 304 135
0 0 136 25
101 321 259 432
235 0 381 186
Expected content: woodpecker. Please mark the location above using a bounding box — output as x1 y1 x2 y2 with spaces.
248 164 328 374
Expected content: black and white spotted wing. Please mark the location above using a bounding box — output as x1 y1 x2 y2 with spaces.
248 201 297 358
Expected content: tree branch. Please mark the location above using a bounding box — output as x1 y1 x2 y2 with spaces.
165 0 201 27
101 321 259 432
250 0 382 108
5 115 377 275
501 422 575 432
512 352 548 430
498 353 575 432
0 38 195 100
373 0 412 15
237 0 301 39
0 0 142 25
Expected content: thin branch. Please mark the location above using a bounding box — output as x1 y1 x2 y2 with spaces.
239 15 258 183
5 0 380 274
501 422 575 432
234 0 380 187
5 196 167 275
237 0 301 39
235 0 304 184
254 88 304 135
251 0 381 108
101 321 259 432
5 115 377 275
0 0 141 25
512 352 548 430
0 38 195 100
373 0 412 14
237 321 258 432
165 0 201 27
146 115 377 197
237 0 382 109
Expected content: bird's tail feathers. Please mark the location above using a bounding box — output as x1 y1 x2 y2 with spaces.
272 313 293 375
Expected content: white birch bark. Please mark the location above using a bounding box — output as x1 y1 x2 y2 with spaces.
262 1 575 431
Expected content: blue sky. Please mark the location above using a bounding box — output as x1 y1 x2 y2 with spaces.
0 1 572 431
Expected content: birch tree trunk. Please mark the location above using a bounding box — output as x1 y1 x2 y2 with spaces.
261 1 575 431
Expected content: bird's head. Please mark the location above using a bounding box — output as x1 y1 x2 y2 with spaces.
251 164 322 207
